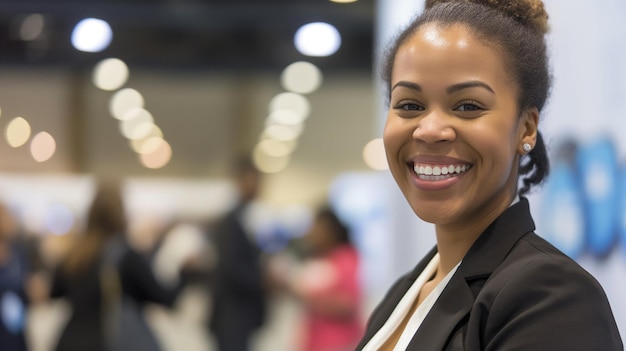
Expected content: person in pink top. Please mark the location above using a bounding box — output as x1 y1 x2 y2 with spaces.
275 206 364 351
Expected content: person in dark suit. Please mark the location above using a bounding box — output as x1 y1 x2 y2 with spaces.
357 0 623 350
209 156 267 351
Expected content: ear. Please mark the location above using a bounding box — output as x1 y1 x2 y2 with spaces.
517 107 539 154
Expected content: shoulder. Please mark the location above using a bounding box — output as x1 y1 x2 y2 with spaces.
479 232 607 306
491 232 601 290
472 233 622 349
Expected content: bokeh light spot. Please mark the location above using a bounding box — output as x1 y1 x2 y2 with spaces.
71 18 113 53
20 14 45 41
269 92 310 120
253 145 290 173
5 117 31 148
267 109 305 126
130 125 164 152
262 124 303 142
139 139 172 169
119 108 155 139
30 131 56 162
93 58 129 91
132 136 166 155
281 61 323 94
109 88 144 120
363 138 388 170
257 139 295 157
294 22 341 57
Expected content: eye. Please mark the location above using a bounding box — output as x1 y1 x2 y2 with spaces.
394 102 425 111
454 101 483 112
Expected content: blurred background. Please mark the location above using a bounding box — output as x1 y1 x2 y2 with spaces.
0 0 625 350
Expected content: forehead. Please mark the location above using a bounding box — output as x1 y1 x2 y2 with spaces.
392 23 514 87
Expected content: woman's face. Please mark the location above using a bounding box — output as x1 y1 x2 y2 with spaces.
383 23 537 231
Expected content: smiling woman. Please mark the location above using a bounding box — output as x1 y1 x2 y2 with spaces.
356 0 623 350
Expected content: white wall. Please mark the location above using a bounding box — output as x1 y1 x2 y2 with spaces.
538 0 626 337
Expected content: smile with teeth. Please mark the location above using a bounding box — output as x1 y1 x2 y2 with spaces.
413 163 472 180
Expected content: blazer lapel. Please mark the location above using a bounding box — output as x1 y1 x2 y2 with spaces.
357 248 438 349
406 272 475 350
460 197 536 279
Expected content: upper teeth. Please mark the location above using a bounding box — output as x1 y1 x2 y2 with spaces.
414 164 469 176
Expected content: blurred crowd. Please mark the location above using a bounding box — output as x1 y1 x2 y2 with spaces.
0 157 365 351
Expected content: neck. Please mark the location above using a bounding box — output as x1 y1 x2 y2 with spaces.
433 223 483 277
434 192 517 277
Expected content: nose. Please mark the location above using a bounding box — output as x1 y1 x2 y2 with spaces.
412 109 456 144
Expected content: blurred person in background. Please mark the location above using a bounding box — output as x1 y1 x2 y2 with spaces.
271 206 363 351
0 202 46 351
208 156 269 351
49 179 191 351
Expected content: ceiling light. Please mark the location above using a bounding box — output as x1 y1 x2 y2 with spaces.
93 58 129 91
71 18 113 53
294 22 341 57
281 61 323 94
5 117 31 148
30 131 56 162
269 92 310 120
19 14 45 41
109 88 144 120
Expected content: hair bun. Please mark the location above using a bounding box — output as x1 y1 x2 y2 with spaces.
425 0 549 34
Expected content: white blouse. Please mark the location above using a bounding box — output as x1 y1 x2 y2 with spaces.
362 253 461 350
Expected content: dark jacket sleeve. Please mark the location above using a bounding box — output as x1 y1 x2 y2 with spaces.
476 253 623 351
120 248 185 307
49 267 66 299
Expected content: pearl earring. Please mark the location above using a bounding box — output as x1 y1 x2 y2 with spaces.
523 143 533 153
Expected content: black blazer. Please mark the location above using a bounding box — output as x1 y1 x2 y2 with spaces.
209 203 267 333
357 198 623 350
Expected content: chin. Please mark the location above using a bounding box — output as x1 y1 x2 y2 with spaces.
407 195 460 225
413 208 450 225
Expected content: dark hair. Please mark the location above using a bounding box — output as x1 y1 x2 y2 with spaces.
381 0 551 196
317 206 351 245
63 178 127 276
232 154 262 203
86 179 127 236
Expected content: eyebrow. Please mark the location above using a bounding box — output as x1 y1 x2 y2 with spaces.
391 80 495 95
391 81 422 92
447 81 495 95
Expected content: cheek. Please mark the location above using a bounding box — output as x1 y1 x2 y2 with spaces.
383 116 405 159
470 119 519 167
382 128 394 160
